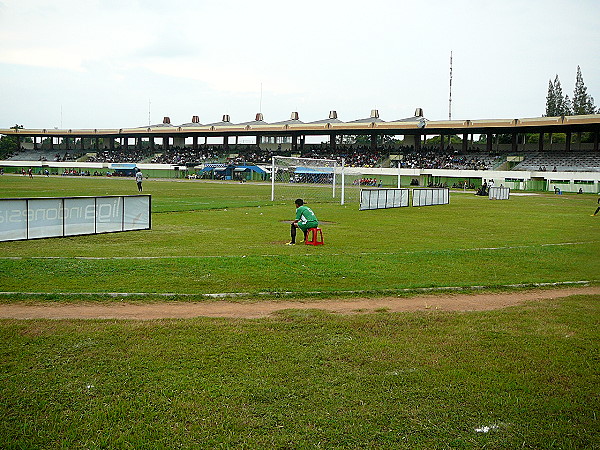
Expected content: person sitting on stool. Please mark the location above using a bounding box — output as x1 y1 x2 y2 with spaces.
287 198 318 245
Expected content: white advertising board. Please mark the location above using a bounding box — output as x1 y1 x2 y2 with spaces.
489 186 510 200
0 199 27 241
124 196 151 231
96 197 124 234
27 198 64 239
64 197 96 236
0 195 151 242
360 189 409 210
412 188 449 207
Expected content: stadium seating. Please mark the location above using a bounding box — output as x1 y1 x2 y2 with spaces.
6 144 600 173
512 152 600 172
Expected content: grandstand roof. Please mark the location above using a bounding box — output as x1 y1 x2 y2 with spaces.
309 117 344 125
271 118 304 125
204 119 232 127
348 116 385 124
236 119 268 126
2 113 599 138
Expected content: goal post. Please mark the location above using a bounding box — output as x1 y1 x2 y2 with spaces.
271 156 340 204
269 156 403 206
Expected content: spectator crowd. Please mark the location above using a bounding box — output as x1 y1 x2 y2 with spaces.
393 146 493 170
12 141 600 173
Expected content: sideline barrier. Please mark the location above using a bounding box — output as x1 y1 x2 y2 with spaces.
489 186 510 200
0 195 151 242
360 188 410 210
412 188 449 207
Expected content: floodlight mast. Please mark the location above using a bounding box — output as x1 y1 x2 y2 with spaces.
449 51 453 121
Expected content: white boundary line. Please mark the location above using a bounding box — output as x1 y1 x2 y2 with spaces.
0 280 596 298
0 241 597 261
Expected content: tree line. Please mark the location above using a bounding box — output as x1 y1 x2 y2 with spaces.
545 66 597 116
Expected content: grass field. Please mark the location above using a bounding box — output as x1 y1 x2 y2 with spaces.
0 175 598 297
0 175 599 448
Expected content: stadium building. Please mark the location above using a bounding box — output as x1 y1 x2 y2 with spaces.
1 110 599 193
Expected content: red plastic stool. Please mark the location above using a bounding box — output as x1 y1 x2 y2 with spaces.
305 227 324 245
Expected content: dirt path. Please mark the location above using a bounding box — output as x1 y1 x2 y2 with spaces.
0 286 598 320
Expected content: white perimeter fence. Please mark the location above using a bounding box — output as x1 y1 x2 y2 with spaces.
0 195 151 241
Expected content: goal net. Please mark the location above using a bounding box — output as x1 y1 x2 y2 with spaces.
271 156 339 204
337 167 405 206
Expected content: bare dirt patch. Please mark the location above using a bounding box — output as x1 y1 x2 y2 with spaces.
0 286 598 320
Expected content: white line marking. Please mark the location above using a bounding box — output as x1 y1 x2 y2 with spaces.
0 241 596 260
0 280 595 298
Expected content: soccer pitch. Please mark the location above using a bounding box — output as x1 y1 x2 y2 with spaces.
1 175 599 448
0 175 598 296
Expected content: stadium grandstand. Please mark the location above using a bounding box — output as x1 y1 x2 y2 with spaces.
1 110 599 192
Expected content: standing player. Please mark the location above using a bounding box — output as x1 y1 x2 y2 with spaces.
592 195 600 216
287 198 318 245
135 168 143 192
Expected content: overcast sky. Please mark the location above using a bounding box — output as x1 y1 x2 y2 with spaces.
1 0 599 130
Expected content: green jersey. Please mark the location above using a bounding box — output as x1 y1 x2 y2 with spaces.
295 205 318 231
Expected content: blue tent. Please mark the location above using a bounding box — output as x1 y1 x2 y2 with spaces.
109 163 137 176
294 166 333 174
238 165 267 174
199 164 267 180
109 163 137 170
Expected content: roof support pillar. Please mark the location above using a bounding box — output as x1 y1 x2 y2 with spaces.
223 135 229 151
486 133 492 152
370 134 377 151
329 133 336 151
415 134 422 152
565 131 572 152
539 133 544 152
511 133 517 152
462 133 468 152
292 134 298 152
594 130 599 153
193 136 198 150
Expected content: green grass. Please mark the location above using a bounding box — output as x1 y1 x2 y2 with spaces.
1 295 598 448
0 175 598 448
0 176 598 296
